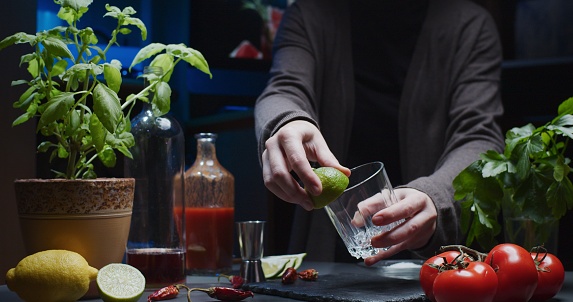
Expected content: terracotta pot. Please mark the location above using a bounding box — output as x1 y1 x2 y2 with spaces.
14 178 135 298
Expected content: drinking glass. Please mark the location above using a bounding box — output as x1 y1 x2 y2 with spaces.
324 161 403 259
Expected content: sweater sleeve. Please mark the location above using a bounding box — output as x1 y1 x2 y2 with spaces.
254 0 354 163
254 3 319 160
405 1 505 258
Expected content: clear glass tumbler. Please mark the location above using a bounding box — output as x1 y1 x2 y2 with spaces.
324 161 402 259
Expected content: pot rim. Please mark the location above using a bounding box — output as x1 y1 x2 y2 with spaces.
14 177 135 183
14 177 135 215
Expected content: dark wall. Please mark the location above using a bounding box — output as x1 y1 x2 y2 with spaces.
0 0 37 285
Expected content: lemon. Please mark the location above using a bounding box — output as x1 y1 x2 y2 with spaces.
262 253 306 279
307 167 349 209
96 263 145 302
5 249 99 302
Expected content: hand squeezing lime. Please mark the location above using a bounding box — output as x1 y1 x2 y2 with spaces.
307 167 349 209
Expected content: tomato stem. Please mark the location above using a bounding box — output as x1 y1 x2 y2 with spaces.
531 245 551 272
440 245 488 262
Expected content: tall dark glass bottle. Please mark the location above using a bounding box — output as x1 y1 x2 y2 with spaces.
124 66 186 288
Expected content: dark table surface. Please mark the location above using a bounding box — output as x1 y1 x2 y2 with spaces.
1 260 572 301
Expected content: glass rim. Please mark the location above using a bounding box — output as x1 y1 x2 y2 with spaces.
344 161 385 193
195 132 218 140
236 220 266 225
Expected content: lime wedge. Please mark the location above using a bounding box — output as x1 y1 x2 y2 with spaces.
287 252 306 270
261 257 290 279
96 263 145 302
262 253 307 279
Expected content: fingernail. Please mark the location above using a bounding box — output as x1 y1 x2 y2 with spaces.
372 216 383 225
310 185 321 196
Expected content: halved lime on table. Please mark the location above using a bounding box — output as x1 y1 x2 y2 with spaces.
97 263 146 302
261 253 307 279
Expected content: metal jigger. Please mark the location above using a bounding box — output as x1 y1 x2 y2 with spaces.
237 220 266 283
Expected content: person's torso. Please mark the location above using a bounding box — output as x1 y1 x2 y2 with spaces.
347 0 429 185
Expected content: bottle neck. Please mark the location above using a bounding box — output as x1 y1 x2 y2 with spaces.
142 66 163 116
139 102 154 118
196 138 218 164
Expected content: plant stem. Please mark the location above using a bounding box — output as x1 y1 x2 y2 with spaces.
67 147 78 179
121 82 155 110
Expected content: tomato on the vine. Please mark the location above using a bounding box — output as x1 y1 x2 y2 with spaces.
484 243 538 302
432 261 498 302
530 248 565 302
419 251 467 302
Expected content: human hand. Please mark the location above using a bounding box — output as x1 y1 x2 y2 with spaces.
350 190 397 227
261 120 350 210
363 188 437 265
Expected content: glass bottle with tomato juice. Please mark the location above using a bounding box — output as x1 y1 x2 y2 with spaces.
182 133 235 274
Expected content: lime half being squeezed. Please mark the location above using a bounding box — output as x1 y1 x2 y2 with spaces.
307 167 349 209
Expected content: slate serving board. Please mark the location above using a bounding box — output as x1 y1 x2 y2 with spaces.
243 273 429 302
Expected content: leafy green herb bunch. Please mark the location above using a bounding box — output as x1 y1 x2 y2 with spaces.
453 97 573 250
0 0 211 179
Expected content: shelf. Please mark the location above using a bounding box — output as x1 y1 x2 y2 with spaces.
185 107 254 134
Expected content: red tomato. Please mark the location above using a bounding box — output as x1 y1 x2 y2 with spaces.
484 243 538 302
530 250 565 301
419 251 468 302
432 261 498 302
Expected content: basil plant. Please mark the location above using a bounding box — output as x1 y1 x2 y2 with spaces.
0 0 211 179
453 97 573 250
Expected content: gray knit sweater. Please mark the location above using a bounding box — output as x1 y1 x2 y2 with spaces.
254 0 505 260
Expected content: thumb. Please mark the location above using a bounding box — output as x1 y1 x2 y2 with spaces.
317 156 351 177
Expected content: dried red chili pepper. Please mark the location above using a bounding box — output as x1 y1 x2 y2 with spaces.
190 287 254 301
281 267 298 284
147 284 181 301
217 273 245 288
298 269 319 281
